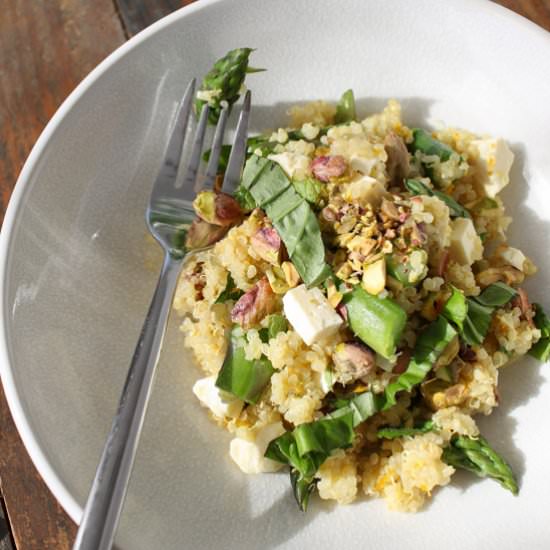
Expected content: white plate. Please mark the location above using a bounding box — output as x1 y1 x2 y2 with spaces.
2 0 550 548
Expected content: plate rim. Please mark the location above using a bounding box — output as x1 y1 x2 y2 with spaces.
0 0 549 527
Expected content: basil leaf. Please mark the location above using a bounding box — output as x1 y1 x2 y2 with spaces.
532 303 550 338
385 317 457 408
233 185 256 211
529 303 550 362
529 338 550 362
292 177 323 204
461 299 493 346
328 391 384 427
214 273 244 304
343 286 407 359
377 420 434 439
442 435 518 495
335 89 356 123
264 410 356 510
405 179 471 219
410 128 454 162
475 282 517 307
215 326 274 403
441 286 468 330
241 156 331 286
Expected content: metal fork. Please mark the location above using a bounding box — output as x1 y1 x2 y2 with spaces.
73 81 251 550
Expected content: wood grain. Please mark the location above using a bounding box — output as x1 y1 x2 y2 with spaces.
0 1 548 549
0 2 125 547
494 0 550 31
115 0 185 36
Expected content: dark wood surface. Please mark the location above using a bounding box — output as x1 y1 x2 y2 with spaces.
0 1 548 548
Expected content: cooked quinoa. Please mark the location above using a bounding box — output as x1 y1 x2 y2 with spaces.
174 81 548 513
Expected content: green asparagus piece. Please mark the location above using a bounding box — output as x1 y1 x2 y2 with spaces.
195 47 261 124
410 128 454 161
334 89 356 123
443 435 518 495
405 179 471 219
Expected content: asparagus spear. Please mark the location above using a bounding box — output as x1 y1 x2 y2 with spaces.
195 47 262 124
443 435 518 495
335 89 356 123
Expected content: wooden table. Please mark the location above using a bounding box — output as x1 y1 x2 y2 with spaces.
0 1 548 548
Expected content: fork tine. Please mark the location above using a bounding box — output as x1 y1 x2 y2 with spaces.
221 90 251 194
182 103 210 193
202 106 229 189
152 78 196 192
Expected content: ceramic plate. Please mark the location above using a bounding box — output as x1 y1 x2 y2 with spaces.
1 0 550 548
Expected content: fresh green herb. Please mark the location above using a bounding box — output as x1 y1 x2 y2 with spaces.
343 286 407 359
442 435 518 495
377 420 434 439
233 185 256 211
405 179 471 219
195 47 262 124
441 286 468 330
241 156 331 286
409 128 454 162
529 303 550 361
385 317 457 408
292 177 323 204
462 299 493 346
265 410 355 511
529 338 550 362
460 283 517 346
532 303 550 338
202 144 232 175
334 89 356 123
327 391 384 427
215 326 274 403
214 273 244 304
476 282 517 307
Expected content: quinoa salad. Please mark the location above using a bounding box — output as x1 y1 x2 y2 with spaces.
173 49 550 512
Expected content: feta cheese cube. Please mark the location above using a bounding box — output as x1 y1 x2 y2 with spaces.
449 218 483 265
500 246 526 271
283 285 343 345
471 138 514 198
268 152 311 180
229 422 286 474
192 376 244 419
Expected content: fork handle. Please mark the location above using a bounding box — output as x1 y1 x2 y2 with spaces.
73 252 183 550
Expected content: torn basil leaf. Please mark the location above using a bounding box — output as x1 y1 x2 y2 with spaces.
377 420 434 439
529 303 550 362
405 179 471 219
215 273 244 304
265 410 355 511
475 282 517 308
385 316 457 408
292 177 323 204
241 156 331 286
441 286 468 330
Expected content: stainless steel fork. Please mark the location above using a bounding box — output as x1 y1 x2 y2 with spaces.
73 81 251 550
